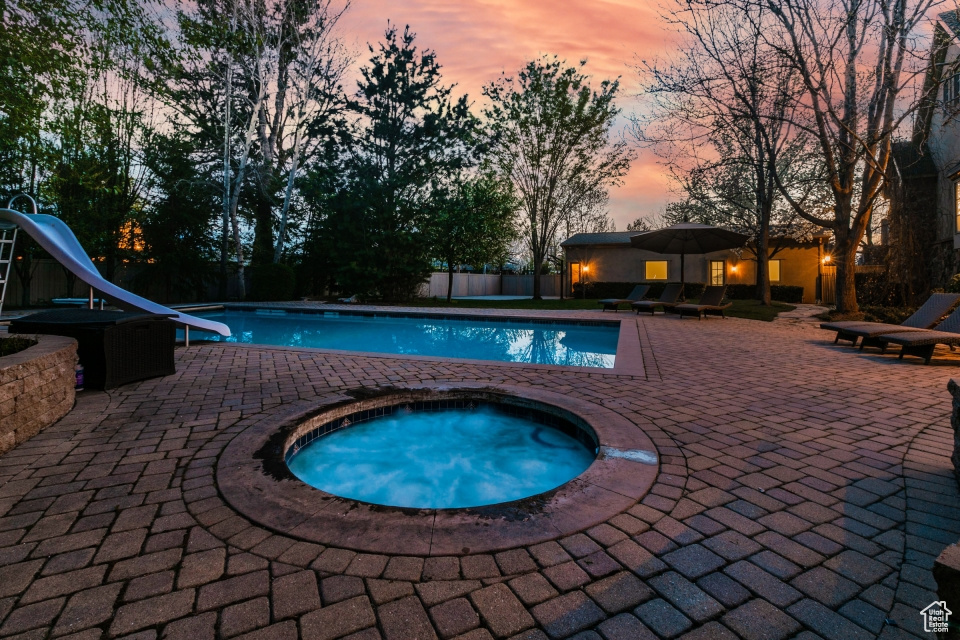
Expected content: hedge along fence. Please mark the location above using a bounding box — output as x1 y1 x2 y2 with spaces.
724 284 804 304
853 271 907 307
574 281 804 304
574 281 707 300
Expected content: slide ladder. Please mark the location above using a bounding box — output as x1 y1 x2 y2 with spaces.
0 196 230 338
0 222 17 318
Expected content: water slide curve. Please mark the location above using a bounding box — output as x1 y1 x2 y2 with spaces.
0 208 231 337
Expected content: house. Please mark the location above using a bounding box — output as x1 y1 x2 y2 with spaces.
892 10 960 288
560 231 826 303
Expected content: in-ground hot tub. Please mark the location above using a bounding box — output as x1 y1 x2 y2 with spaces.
216 384 660 555
285 400 598 509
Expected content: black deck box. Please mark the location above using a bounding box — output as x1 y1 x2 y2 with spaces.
10 310 176 389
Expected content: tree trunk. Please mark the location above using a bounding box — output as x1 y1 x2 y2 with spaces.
756 255 771 306
252 193 274 266
834 237 859 313
446 265 454 302
755 229 771 306
219 218 229 300
273 123 303 264
62 267 77 298
531 258 542 300
15 259 32 307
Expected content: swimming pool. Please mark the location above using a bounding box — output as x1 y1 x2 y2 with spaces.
184 309 618 367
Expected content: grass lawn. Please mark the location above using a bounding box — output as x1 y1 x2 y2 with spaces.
403 297 795 322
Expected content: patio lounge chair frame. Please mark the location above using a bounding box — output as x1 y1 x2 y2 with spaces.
874 305 960 364
598 284 651 312
632 283 684 315
675 285 731 320
819 292 960 348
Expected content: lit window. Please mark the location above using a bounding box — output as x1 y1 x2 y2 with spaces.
645 260 668 280
769 259 781 282
710 261 725 286
955 182 960 233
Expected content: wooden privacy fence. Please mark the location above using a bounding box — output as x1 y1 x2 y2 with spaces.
819 265 886 306
7 262 561 306
419 273 561 298
502 274 561 297
821 265 836 305
3 259 247 307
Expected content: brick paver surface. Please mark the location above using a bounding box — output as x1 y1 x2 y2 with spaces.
1 306 957 639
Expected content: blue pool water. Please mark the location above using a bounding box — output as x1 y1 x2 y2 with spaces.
286 406 596 509
185 310 618 367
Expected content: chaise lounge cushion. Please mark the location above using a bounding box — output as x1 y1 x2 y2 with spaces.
874 303 960 364
598 285 651 312
633 283 684 314
820 292 960 346
675 286 731 320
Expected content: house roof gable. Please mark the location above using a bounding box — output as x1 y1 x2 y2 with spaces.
941 10 960 40
560 231 643 247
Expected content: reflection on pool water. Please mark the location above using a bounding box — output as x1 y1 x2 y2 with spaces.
286 405 596 509
185 310 618 367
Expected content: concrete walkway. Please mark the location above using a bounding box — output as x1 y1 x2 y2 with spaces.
0 307 955 639
774 303 830 325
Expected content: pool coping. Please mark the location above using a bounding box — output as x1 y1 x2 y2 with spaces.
216 382 659 555
180 304 647 377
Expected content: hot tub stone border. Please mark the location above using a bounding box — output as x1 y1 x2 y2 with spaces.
215 382 660 555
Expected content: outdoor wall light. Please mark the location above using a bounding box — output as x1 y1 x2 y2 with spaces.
823 255 832 264
730 264 738 273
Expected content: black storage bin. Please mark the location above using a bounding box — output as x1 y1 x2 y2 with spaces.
10 310 176 389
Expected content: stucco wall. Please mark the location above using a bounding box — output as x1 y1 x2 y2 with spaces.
564 244 822 303
0 334 76 456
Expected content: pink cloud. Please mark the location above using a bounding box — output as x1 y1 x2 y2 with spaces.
339 0 674 229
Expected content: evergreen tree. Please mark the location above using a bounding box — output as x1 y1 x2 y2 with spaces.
314 24 475 301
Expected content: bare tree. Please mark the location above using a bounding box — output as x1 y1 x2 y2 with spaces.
222 0 271 299
242 0 351 265
764 0 942 312
635 0 825 304
483 57 634 299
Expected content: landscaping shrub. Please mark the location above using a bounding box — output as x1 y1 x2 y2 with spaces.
860 305 917 324
947 274 960 293
724 284 804 304
854 271 905 307
573 281 706 299
0 337 35 358
250 263 296 301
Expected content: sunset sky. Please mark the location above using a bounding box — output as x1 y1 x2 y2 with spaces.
338 0 675 230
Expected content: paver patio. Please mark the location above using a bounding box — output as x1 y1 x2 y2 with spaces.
1 306 957 640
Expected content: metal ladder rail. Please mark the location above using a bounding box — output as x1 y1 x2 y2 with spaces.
0 195 40 318
0 224 17 318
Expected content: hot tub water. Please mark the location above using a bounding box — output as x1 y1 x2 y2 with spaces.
286 404 596 509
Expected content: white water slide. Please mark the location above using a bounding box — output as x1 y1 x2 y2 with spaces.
0 206 231 338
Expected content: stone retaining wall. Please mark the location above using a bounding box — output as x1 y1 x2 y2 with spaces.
949 379 960 486
0 334 76 455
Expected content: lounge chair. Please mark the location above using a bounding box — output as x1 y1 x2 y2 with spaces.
633 283 684 315
675 285 732 320
874 305 960 364
819 292 960 348
598 284 651 312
